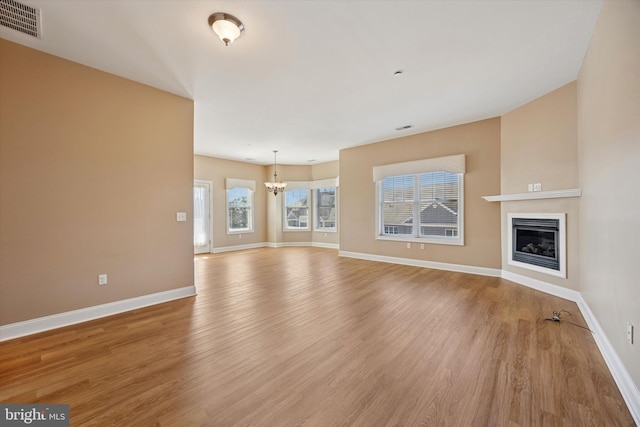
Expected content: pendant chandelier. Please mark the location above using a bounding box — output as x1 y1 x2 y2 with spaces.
264 150 287 196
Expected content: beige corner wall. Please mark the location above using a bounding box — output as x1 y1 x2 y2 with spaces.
339 118 502 269
500 83 580 290
194 155 267 249
577 0 640 388
0 40 194 325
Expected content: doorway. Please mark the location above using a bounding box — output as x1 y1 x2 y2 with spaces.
194 180 212 254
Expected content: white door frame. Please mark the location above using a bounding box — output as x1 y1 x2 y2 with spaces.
194 180 213 254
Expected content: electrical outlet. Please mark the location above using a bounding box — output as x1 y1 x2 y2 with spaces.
627 323 634 344
406 243 411 249
527 183 533 192
176 212 187 222
533 183 542 192
420 244 425 250
98 274 107 285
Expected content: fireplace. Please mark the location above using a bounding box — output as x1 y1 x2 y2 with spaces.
507 213 566 278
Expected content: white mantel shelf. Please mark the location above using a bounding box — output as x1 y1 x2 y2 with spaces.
482 188 582 202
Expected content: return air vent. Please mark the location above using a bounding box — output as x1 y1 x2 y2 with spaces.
0 0 41 39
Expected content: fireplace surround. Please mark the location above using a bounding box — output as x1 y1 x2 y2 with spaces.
507 213 566 278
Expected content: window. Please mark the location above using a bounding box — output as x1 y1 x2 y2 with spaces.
315 187 336 231
284 188 310 231
384 225 399 235
377 170 463 245
227 187 253 233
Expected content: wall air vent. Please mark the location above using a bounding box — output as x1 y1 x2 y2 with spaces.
0 0 41 39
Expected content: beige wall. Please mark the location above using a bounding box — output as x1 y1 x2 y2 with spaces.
500 83 580 290
194 155 268 248
340 118 502 269
0 40 194 325
577 0 640 388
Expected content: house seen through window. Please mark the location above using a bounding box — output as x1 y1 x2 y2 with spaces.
227 187 253 233
284 188 310 231
378 170 463 245
315 187 336 231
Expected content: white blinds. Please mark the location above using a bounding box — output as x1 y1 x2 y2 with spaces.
372 154 465 182
225 178 256 191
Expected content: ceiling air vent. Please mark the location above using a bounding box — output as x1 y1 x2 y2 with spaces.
395 125 414 131
0 0 41 39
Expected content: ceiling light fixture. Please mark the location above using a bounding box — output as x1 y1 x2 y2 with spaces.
265 150 287 196
208 12 244 46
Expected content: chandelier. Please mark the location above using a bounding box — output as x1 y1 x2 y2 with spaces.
264 150 287 196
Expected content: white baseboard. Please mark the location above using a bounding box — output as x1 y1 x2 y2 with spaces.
278 241 340 249
500 270 581 302
311 242 340 249
212 242 268 253
577 299 640 424
338 251 502 277
0 285 196 342
276 241 312 247
214 242 339 251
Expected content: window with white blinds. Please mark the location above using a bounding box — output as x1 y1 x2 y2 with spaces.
377 167 464 245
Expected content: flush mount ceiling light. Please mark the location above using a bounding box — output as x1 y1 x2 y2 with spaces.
208 12 244 46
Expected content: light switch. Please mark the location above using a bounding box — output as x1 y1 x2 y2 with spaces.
176 212 187 222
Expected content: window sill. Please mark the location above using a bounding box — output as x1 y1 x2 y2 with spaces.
314 229 337 233
283 229 311 233
376 235 463 246
227 230 254 235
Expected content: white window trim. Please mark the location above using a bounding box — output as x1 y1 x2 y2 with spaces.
226 187 254 234
375 172 464 246
314 186 337 232
283 187 311 232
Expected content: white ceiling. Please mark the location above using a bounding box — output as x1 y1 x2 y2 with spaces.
0 0 603 165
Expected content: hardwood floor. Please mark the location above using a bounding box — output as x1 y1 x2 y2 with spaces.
0 247 634 426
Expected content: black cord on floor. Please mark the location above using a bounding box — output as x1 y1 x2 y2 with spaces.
544 310 593 333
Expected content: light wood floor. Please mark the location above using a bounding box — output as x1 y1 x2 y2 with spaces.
0 248 634 426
